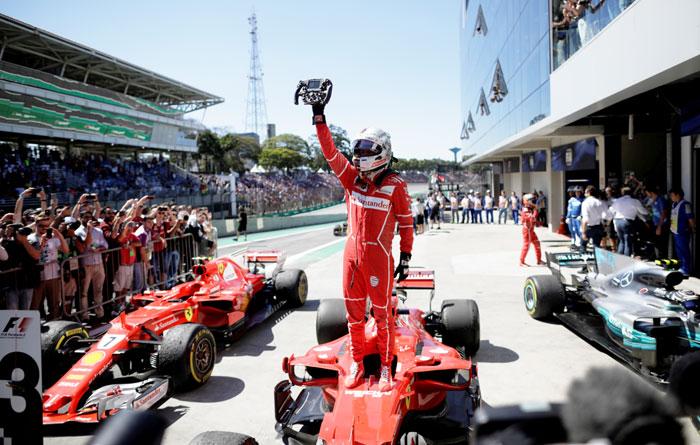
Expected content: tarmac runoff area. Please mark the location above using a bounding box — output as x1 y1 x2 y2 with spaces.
44 221 700 444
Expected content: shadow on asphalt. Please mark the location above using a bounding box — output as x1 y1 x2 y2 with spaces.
476 340 520 363
157 404 189 427
211 301 315 359
172 376 245 403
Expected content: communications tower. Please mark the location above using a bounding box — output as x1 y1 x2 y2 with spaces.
244 12 268 139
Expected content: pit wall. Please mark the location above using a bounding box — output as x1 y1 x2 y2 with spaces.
212 212 347 237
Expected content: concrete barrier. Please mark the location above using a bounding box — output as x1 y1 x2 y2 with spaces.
213 212 347 237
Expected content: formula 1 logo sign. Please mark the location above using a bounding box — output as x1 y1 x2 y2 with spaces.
0 316 32 338
0 310 42 444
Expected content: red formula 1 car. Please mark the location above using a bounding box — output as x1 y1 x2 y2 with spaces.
272 270 481 445
41 249 307 425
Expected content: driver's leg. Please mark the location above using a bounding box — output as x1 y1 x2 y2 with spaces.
367 255 394 390
343 261 367 387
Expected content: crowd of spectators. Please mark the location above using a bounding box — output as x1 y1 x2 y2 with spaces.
235 171 344 215
1 146 199 201
0 189 219 321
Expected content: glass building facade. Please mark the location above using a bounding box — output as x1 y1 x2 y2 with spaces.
460 0 551 156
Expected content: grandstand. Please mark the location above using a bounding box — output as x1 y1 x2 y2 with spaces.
0 14 223 153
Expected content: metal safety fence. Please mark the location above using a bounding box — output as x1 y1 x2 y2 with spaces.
0 232 217 322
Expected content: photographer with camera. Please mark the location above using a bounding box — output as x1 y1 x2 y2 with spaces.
301 79 414 391
13 187 48 224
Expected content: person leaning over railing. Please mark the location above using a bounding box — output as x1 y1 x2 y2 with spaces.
29 212 69 320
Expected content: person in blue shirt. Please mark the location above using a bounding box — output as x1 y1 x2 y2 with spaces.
566 186 584 247
645 186 670 259
669 188 695 276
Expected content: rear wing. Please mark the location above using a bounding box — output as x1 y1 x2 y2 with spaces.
545 251 596 269
242 248 287 278
395 269 437 312
396 269 435 290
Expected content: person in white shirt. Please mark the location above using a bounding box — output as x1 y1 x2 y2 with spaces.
473 192 483 224
498 191 508 224
75 213 109 320
414 198 425 234
484 190 494 224
460 195 470 223
580 185 607 250
610 187 648 256
28 213 69 320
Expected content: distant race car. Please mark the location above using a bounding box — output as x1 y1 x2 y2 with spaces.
332 222 347 237
272 269 482 445
41 249 307 425
523 248 700 401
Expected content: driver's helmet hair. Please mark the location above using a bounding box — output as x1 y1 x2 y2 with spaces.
352 127 392 173
523 193 535 205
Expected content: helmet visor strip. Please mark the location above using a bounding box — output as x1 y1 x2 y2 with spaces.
353 139 383 157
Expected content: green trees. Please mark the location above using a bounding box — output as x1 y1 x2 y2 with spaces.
196 131 261 174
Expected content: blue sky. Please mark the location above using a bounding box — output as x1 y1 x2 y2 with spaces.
2 1 461 160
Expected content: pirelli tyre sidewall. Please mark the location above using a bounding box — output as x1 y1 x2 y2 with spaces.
440 299 481 357
524 275 565 320
275 269 308 308
41 320 89 388
316 298 348 344
158 323 216 391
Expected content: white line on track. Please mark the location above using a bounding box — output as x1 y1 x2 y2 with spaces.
217 224 337 252
286 238 345 264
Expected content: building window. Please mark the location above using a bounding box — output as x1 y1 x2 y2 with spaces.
489 59 508 103
477 88 490 116
462 0 470 28
473 4 488 36
460 121 470 140
467 111 476 132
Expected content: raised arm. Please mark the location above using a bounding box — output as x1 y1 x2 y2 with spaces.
315 123 356 190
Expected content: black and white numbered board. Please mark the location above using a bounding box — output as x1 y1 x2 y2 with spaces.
0 310 42 444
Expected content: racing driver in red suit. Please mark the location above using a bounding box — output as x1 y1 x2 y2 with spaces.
520 193 545 267
311 102 414 391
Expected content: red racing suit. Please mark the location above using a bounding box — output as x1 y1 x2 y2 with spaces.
317 123 414 367
520 206 541 264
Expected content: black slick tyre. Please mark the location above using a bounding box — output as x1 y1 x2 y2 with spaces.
276 269 308 308
41 320 88 388
441 299 481 356
316 298 348 344
523 274 565 320
189 431 258 445
157 323 215 391
669 351 700 413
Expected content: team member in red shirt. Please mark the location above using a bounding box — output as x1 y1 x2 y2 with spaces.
311 102 414 391
520 194 544 266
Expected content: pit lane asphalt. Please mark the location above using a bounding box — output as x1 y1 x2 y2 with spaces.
44 222 700 444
